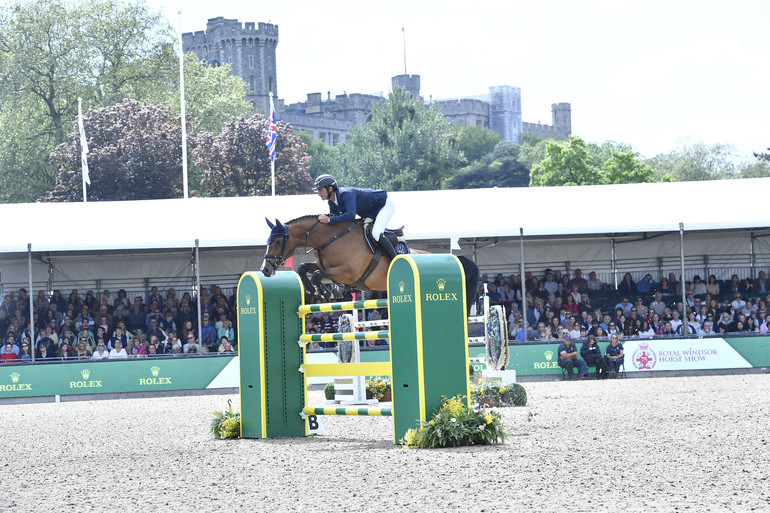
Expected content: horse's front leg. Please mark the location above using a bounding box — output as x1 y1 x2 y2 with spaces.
310 269 332 302
296 262 320 296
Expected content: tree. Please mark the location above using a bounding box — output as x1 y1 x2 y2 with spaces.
336 85 464 191
445 141 529 189
46 99 190 201
753 148 770 162
194 114 311 196
450 125 500 164
146 54 253 136
296 131 341 179
601 149 655 184
530 136 602 186
0 0 175 202
649 142 737 182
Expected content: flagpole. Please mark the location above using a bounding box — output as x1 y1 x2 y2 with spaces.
267 91 277 196
178 11 189 199
77 97 90 203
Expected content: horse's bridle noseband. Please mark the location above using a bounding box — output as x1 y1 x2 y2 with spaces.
263 220 320 272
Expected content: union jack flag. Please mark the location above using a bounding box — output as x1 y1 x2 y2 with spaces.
266 95 277 162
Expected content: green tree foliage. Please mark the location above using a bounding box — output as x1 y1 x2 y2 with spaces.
0 0 175 202
737 160 770 179
194 114 312 196
450 125 500 164
445 141 529 189
47 99 191 201
601 149 655 184
296 131 341 179
336 85 463 191
147 54 253 135
530 136 602 186
753 148 770 162
649 142 737 182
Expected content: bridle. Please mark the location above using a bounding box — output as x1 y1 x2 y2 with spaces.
263 220 320 273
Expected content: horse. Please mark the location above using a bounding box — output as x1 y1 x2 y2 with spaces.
261 216 480 316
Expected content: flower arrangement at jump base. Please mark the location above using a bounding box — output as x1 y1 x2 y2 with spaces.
365 377 392 401
470 379 528 407
400 395 506 449
209 400 241 440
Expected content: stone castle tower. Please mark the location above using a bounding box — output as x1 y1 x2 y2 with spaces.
182 17 278 116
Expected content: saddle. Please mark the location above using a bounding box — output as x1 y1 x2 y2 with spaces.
362 219 407 255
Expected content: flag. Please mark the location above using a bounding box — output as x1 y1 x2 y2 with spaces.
77 98 90 185
266 94 277 162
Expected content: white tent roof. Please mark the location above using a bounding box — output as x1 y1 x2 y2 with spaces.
3 177 768 255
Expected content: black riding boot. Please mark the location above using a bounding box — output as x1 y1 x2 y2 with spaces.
378 235 398 261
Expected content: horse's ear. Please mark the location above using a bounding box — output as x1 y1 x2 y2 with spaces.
275 218 281 228
265 218 275 229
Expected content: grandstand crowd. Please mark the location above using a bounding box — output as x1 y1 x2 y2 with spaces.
0 286 238 363
2 267 769 365
482 268 770 341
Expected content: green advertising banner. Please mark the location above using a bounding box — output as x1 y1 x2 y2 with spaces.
0 356 235 399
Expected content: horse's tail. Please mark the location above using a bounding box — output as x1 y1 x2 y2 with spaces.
457 255 480 317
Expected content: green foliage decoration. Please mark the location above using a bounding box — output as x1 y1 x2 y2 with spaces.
209 400 241 440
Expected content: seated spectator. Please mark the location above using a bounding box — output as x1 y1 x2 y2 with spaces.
57 340 74 359
183 333 200 354
634 297 648 318
615 297 632 314
760 314 770 333
557 334 588 379
638 320 655 338
658 278 675 296
563 294 578 315
731 292 747 312
637 274 657 294
570 269 588 293
617 273 637 296
109 339 127 359
218 336 237 354
128 337 146 357
669 310 683 333
657 321 676 336
675 319 697 335
108 327 129 352
689 275 707 295
745 316 760 333
17 338 32 362
146 343 159 357
92 341 109 360
698 320 715 336
74 340 92 359
586 271 604 291
580 334 608 379
740 278 754 295
199 314 217 352
726 274 741 294
1 342 17 364
218 319 234 343
531 322 551 341
753 271 770 295
706 275 721 296
604 333 624 378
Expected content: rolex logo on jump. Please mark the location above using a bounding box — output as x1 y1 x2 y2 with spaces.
10 372 20 383
81 369 91 380
240 294 257 315
425 276 457 302
139 365 172 386
399 281 405 293
1 372 31 392
391 280 412 303
150 366 160 377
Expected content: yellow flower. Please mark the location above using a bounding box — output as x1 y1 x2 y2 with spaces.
485 414 493 425
499 386 506 394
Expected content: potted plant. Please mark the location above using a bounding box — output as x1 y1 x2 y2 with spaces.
365 377 392 401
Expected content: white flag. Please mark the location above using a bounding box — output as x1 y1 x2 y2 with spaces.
78 98 90 186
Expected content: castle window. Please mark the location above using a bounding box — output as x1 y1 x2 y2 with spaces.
249 55 254 68
250 77 255 92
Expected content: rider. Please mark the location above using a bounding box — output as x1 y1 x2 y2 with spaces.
313 174 398 261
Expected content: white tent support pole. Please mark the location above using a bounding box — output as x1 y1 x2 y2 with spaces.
28 244 35 364
750 233 756 279
611 239 618 290
679 223 687 334
195 239 202 355
519 228 527 338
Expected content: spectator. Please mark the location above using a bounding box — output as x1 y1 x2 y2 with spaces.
706 275 720 296
218 319 234 343
199 315 217 352
689 275 707 295
543 270 558 296
1 342 17 364
617 273 637 296
57 340 74 360
638 320 655 338
753 271 770 295
731 292 747 312
161 332 181 354
108 327 129 352
532 322 551 341
93 341 109 360
615 297 632 314
761 314 770 333
183 333 200 354
637 273 657 294
108 339 128 359
726 275 741 294
128 337 146 357
563 294 578 315
125 297 146 333
698 320 715 336
557 334 588 379
740 278 754 295
218 336 236 354
580 334 608 379
74 340 92 360
670 310 683 333
146 343 159 357
658 277 675 296
570 269 588 293
604 333 624 378
586 271 603 291
649 292 666 316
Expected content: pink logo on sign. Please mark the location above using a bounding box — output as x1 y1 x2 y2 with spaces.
633 342 656 370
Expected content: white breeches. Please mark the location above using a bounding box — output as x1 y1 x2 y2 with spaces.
372 196 395 239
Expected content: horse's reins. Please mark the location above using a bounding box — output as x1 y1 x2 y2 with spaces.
263 220 319 272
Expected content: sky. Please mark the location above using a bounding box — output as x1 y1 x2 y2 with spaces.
157 0 770 160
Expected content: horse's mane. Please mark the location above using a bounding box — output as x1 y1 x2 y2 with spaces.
286 214 363 226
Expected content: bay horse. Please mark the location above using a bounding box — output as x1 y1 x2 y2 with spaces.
261 216 479 316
